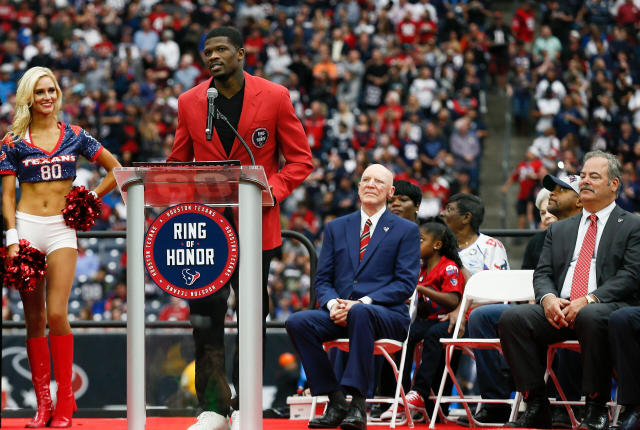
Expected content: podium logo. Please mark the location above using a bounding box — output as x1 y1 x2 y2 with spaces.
182 268 201 286
144 203 238 299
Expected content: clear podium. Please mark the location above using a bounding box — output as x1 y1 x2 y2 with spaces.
114 163 274 430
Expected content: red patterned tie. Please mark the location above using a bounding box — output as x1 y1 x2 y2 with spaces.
360 218 372 261
570 214 598 300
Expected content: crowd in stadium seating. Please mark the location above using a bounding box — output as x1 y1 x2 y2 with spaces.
0 0 480 323
3 0 640 425
1 0 640 364
506 0 640 229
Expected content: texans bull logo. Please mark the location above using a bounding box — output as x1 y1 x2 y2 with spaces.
182 268 201 286
2 346 88 410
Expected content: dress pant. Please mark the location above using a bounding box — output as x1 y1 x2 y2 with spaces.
188 246 279 415
498 302 625 396
609 306 640 405
286 304 408 397
469 304 582 402
468 304 513 402
375 320 451 403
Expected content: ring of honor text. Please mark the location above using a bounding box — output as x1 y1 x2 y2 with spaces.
144 203 238 299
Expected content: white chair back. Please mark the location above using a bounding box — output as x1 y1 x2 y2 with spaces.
429 269 536 428
451 270 535 339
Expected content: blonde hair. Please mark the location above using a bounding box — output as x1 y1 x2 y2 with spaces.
8 67 62 140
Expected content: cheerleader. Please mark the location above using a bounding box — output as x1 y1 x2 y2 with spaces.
1 67 121 428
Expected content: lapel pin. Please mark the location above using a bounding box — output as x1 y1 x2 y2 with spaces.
618 218 623 223
383 227 389 232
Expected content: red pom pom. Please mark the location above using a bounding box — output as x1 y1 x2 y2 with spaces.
3 240 47 293
62 186 102 231
0 246 7 281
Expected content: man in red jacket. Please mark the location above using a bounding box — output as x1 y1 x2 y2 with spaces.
167 26 313 430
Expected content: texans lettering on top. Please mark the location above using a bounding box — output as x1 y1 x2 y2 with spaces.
22 154 76 166
0 123 103 183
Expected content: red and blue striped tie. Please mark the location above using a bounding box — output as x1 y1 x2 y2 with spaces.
360 218 372 261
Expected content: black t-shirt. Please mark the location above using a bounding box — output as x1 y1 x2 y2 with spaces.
211 83 245 157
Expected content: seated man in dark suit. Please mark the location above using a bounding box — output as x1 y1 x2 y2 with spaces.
498 150 640 430
286 164 420 430
609 306 640 430
461 174 583 427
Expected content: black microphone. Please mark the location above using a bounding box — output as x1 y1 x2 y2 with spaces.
205 87 218 141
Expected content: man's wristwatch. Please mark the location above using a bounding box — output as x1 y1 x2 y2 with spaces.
585 294 598 304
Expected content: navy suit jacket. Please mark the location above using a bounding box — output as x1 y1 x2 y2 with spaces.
315 209 421 319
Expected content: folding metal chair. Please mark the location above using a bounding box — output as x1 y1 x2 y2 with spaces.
546 341 621 428
311 290 419 428
546 340 583 427
429 270 536 428
409 340 456 425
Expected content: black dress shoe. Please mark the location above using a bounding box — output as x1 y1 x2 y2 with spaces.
619 408 640 430
308 402 349 429
340 404 367 430
369 404 384 420
505 397 552 429
552 405 577 429
578 400 609 430
458 406 512 426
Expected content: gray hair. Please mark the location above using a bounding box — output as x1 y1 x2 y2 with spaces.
535 188 551 210
583 150 622 196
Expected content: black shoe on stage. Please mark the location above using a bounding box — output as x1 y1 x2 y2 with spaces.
308 402 349 429
369 404 384 420
578 400 609 430
619 407 640 430
552 405 580 429
458 406 511 426
340 403 367 430
505 396 552 429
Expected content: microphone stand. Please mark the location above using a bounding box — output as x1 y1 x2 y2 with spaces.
216 109 256 166
205 105 214 141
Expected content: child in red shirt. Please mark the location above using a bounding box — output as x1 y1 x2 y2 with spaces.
381 217 465 420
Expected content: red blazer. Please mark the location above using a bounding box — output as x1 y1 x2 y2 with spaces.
168 72 313 250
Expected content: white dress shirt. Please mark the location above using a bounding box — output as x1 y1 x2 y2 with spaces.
555 201 617 300
359 206 386 238
327 207 387 311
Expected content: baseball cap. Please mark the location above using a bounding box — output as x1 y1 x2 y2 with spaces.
543 174 580 194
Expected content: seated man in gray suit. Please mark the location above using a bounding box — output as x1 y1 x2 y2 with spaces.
499 150 640 430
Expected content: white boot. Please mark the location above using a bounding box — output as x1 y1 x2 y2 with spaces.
187 411 231 430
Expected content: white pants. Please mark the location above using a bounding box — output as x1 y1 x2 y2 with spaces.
16 211 77 255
